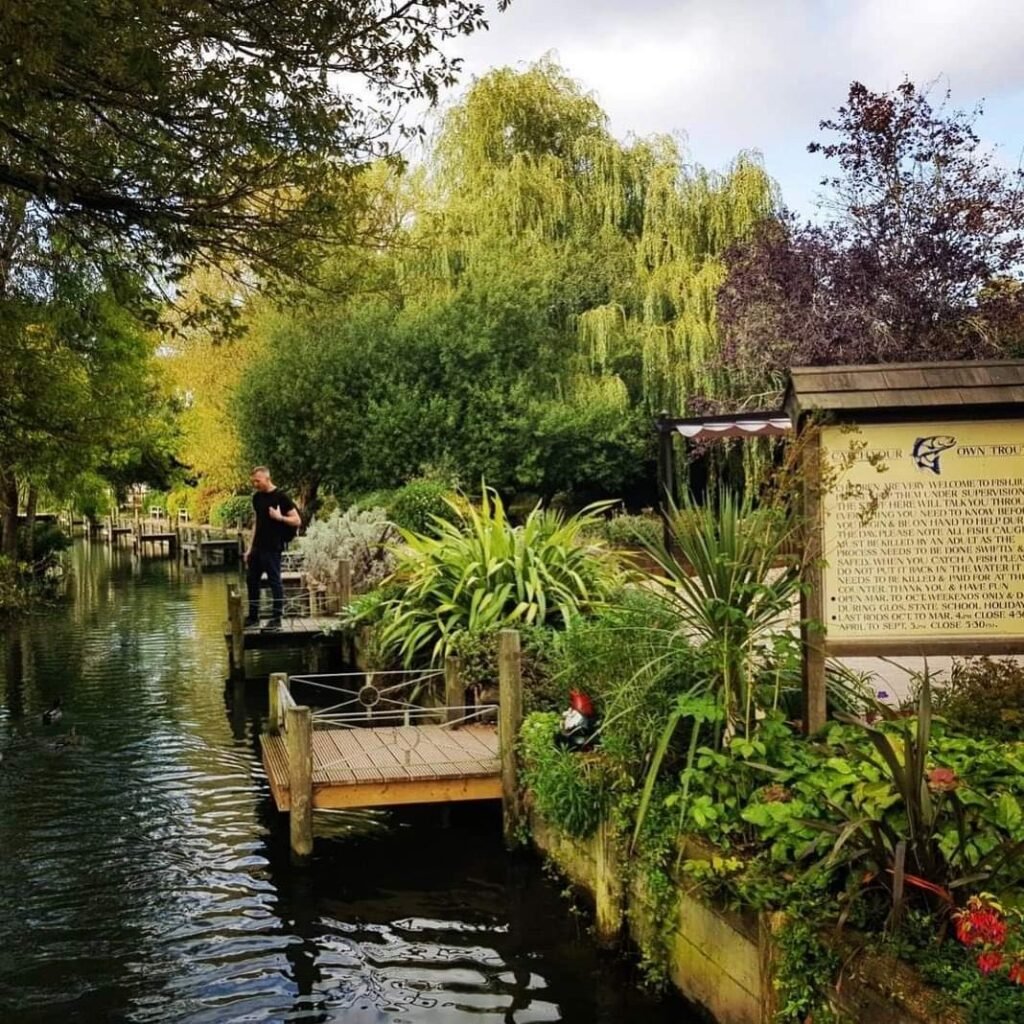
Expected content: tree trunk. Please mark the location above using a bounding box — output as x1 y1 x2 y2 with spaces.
0 471 18 562
297 477 320 527
23 483 38 561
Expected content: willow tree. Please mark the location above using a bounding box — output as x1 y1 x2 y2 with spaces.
418 58 778 416
233 59 780 505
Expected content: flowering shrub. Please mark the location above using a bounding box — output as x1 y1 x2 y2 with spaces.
296 505 397 594
954 894 1024 985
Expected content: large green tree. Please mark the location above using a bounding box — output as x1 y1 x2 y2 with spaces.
0 0 510 284
235 60 774 506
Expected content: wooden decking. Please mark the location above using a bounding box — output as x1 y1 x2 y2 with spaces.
261 723 501 810
225 616 338 649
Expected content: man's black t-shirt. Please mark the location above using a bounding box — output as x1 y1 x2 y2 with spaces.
252 489 297 552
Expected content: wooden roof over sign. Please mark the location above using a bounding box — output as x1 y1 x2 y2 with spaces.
783 359 1024 418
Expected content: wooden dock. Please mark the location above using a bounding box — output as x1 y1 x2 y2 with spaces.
182 537 242 569
262 722 501 810
227 616 339 648
224 564 354 676
261 632 523 858
133 531 178 555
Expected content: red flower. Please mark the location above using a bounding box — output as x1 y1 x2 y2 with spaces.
954 898 1008 948
977 951 1004 975
1009 960 1024 986
926 766 959 793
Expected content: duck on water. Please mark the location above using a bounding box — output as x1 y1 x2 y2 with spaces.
42 698 63 725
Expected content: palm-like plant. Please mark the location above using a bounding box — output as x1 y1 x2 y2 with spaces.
354 486 620 665
648 488 803 734
623 488 803 847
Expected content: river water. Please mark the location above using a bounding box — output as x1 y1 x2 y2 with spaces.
0 541 694 1023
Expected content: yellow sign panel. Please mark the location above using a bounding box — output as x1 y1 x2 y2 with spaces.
821 419 1024 642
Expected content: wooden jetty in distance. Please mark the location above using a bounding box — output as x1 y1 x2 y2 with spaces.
179 527 243 570
132 525 178 556
261 629 523 858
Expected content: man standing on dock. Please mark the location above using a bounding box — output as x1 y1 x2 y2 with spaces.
245 467 301 631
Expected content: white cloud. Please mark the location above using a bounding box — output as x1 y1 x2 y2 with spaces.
438 0 1024 210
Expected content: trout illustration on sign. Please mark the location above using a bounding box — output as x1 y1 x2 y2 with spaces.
911 435 956 474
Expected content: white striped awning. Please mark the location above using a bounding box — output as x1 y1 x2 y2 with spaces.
673 416 792 440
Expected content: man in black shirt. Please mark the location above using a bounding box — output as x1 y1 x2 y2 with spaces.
245 466 301 630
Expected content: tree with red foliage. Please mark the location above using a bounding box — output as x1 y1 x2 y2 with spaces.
718 80 1024 389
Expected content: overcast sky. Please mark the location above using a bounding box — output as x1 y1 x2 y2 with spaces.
434 0 1024 215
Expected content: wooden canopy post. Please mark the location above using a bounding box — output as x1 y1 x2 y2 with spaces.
800 431 827 734
498 629 523 848
286 704 314 859
656 411 676 549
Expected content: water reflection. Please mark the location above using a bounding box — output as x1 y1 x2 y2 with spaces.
0 539 693 1023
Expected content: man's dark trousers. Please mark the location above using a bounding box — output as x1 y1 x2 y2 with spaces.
247 547 284 623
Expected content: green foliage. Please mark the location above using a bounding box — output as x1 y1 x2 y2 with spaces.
1 1 506 287
297 505 397 593
18 522 70 565
598 513 664 549
69 472 115 520
165 488 185 517
519 713 612 838
931 658 1024 740
772 918 841 1023
388 478 461 534
232 58 776 508
450 624 560 711
185 486 223 526
211 495 254 529
647 489 803 733
144 491 168 513
350 486 619 665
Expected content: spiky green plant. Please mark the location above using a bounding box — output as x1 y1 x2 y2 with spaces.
622 487 803 848
352 486 620 666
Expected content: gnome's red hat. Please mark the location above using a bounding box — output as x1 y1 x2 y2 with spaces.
568 689 594 717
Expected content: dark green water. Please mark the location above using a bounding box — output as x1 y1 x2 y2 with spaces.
0 541 695 1024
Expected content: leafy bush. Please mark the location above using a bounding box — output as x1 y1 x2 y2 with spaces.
387 478 461 534
599 512 663 549
297 505 397 593
520 712 612 838
351 486 619 665
18 522 71 564
672 691 1024 923
166 487 191 519
143 490 167 513
186 485 223 526
450 624 560 712
931 658 1024 740
211 494 254 529
555 589 707 774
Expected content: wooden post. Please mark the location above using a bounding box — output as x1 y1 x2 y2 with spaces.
444 655 464 725
268 672 289 734
285 704 314 859
228 583 245 675
800 430 827 733
498 629 523 847
308 580 318 617
656 411 676 549
336 558 353 612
